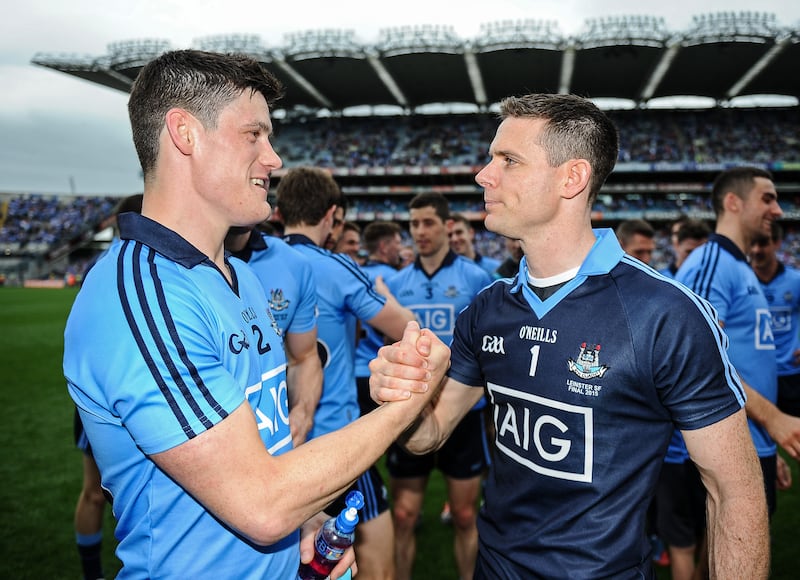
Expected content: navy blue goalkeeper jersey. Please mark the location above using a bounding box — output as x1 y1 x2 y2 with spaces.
449 228 744 579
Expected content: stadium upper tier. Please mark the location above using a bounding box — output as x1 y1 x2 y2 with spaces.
31 12 800 112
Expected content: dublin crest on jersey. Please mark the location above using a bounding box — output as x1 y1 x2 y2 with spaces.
269 288 290 312
567 342 609 380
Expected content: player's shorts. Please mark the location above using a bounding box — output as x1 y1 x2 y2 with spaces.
760 455 777 518
356 376 379 416
73 408 92 455
326 465 389 523
777 373 800 418
655 461 706 548
386 408 490 480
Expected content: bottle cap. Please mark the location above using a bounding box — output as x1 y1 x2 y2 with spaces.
336 491 365 533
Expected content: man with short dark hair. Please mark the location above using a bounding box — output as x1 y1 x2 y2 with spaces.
63 50 440 578
615 218 656 265
449 212 501 275
372 94 769 578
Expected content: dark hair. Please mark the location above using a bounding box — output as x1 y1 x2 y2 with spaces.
499 94 619 204
711 166 773 216
450 213 472 228
128 50 284 179
615 218 654 245
408 192 450 222
114 193 143 216
675 218 711 243
275 166 343 227
363 221 402 254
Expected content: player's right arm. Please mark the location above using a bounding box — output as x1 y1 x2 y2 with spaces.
683 409 770 579
150 321 449 548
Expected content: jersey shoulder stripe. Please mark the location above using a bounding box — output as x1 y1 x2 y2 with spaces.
117 240 226 438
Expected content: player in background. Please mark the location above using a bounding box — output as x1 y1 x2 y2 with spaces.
448 212 501 276
659 216 710 278
335 221 365 265
277 166 415 580
750 222 800 428
615 218 656 265
225 225 322 446
355 221 405 416
385 192 493 580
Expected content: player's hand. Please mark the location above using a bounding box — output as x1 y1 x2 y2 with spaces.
777 455 793 490
299 512 357 579
369 321 449 404
767 411 800 461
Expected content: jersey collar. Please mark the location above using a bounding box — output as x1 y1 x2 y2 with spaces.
510 228 624 317
709 233 748 263
118 212 210 268
283 233 317 247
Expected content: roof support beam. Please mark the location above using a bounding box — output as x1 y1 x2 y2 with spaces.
640 43 680 101
273 59 333 109
727 37 790 98
367 55 408 107
559 47 575 94
463 49 487 105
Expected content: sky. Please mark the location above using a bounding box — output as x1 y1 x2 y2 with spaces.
1 0 798 196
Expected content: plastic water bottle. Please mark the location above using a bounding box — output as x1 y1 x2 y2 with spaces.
297 491 364 580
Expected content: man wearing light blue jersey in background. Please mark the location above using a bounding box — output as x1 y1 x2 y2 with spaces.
385 192 493 580
677 166 797 520
277 166 415 580
226 226 322 447
750 222 800 423
63 50 442 580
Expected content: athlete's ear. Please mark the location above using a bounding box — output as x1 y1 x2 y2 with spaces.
722 191 742 214
562 159 591 200
164 108 197 156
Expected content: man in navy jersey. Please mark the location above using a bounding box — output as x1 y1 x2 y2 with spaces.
385 193 493 580
277 166 415 580
225 226 322 446
63 50 442 579
370 94 769 579
677 167 799 518
750 222 800 425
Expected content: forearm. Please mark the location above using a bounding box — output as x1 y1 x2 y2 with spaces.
742 380 780 429
705 485 770 578
286 357 322 445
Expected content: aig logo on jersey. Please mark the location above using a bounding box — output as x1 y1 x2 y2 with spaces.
410 304 455 335
487 382 593 483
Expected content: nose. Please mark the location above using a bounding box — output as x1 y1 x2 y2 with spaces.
475 162 493 188
260 139 283 171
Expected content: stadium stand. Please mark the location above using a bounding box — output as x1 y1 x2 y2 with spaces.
3 11 797 284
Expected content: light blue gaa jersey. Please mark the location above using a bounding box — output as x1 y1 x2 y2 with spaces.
758 262 800 377
235 232 318 338
677 233 777 457
284 234 386 439
475 252 501 277
354 260 400 378
64 213 297 579
386 250 493 410
449 229 744 579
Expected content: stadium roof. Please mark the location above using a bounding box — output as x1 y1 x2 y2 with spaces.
31 11 800 115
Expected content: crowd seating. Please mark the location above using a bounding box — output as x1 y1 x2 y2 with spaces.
2 107 799 278
273 107 800 169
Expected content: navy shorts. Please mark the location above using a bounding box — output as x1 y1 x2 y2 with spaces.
326 465 389 523
73 408 92 455
386 408 490 480
655 461 706 547
777 373 800 418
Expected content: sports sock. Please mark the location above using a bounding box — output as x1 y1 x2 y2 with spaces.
76 530 104 580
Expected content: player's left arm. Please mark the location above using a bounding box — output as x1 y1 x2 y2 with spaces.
738 377 800 460
366 297 415 343
284 327 323 447
683 409 770 579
